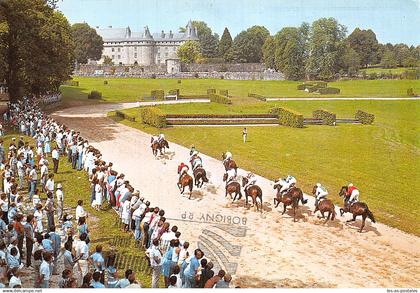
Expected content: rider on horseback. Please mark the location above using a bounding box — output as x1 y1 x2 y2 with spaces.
158 133 165 144
226 168 237 183
223 151 232 164
314 183 328 207
178 162 189 182
190 145 197 156
151 135 158 146
346 183 360 207
279 175 296 194
190 151 202 170
244 172 257 192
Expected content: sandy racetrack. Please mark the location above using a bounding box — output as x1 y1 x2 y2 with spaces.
52 103 420 288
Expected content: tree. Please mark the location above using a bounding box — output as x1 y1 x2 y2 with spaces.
1 0 75 101
232 25 270 63
340 44 361 76
103 56 114 66
218 27 232 59
306 18 347 80
393 43 412 67
180 21 218 58
0 8 7 82
177 40 201 64
262 36 275 69
347 28 379 68
71 23 104 64
271 24 309 80
380 48 397 68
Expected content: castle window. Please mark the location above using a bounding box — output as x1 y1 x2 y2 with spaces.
118 48 121 52
112 55 115 59
112 48 115 52
134 47 137 51
118 55 121 59
134 53 137 58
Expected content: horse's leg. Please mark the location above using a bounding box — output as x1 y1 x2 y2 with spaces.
320 211 325 219
282 203 287 215
347 214 356 223
293 205 296 222
360 214 367 233
340 208 345 217
245 193 248 209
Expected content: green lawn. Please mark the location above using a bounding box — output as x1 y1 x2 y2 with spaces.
109 100 420 236
60 77 420 103
360 67 418 75
2 133 161 288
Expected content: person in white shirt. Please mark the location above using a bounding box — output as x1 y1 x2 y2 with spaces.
40 162 48 193
45 174 54 194
51 146 59 174
147 239 162 288
75 200 86 221
56 183 64 220
75 233 89 278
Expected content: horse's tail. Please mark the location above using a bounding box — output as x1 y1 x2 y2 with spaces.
189 178 194 192
366 207 376 223
203 171 209 183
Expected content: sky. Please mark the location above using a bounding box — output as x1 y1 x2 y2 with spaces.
58 0 420 46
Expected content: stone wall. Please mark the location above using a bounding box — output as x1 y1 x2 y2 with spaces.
182 63 266 72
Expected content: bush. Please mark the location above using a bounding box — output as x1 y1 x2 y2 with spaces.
220 75 224 79
151 74 156 79
318 87 341 95
219 89 229 97
194 73 199 78
207 89 216 95
139 107 167 128
313 109 336 125
177 80 182 84
151 89 164 101
103 80 108 85
178 95 209 99
88 90 102 99
297 84 306 90
368 72 378 80
168 89 180 96
407 88 416 97
271 107 304 128
115 111 135 122
306 85 320 93
209 93 231 104
248 93 266 101
314 81 328 88
355 110 375 124
401 69 419 80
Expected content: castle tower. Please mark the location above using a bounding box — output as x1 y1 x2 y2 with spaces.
141 26 154 65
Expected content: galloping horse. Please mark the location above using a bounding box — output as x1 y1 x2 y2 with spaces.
242 177 263 212
339 186 376 232
193 167 209 188
177 173 194 199
221 153 238 173
222 173 242 202
273 181 307 221
312 185 336 222
150 137 169 156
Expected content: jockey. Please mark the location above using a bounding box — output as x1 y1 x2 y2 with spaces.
223 151 232 163
177 162 189 181
158 133 165 143
314 183 328 207
226 168 237 183
151 135 158 146
190 151 202 170
346 183 360 205
279 175 297 194
190 145 197 156
244 172 257 191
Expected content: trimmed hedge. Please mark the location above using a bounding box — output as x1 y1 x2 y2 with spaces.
168 89 180 96
63 80 79 86
151 89 164 100
248 93 266 101
177 95 209 99
407 88 415 97
271 107 304 128
207 89 216 95
219 89 229 97
297 84 306 90
139 107 167 128
355 110 375 125
115 111 136 122
318 87 340 95
209 93 231 104
313 109 336 125
166 114 277 119
88 90 102 99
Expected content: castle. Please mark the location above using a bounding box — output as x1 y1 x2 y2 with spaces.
96 21 198 70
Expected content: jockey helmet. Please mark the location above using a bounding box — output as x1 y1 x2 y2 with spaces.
348 183 353 187
316 183 321 187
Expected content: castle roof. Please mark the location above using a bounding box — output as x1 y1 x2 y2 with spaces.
96 22 199 42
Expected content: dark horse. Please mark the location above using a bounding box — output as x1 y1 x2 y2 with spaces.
193 167 209 188
273 181 307 222
339 186 376 232
222 173 242 202
150 137 169 156
311 185 336 222
221 153 238 173
242 177 263 212
177 173 194 199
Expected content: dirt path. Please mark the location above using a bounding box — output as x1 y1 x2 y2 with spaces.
52 104 420 288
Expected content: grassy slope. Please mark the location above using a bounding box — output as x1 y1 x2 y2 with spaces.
360 67 418 75
2 134 161 288
60 77 420 103
109 100 420 235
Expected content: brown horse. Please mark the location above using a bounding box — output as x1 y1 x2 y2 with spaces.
339 186 376 232
311 185 336 222
222 173 242 202
177 173 193 199
273 181 307 221
242 177 263 212
193 167 209 188
221 153 238 173
159 139 170 153
150 138 169 156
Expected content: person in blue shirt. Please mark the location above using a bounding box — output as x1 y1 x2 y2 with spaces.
162 239 175 287
90 245 105 284
105 253 118 288
91 271 105 288
183 248 204 288
41 233 53 254
116 269 132 288
7 247 20 269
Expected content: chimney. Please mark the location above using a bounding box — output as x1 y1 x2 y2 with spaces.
169 30 173 38
96 26 99 29
108 25 112 28
161 30 165 38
